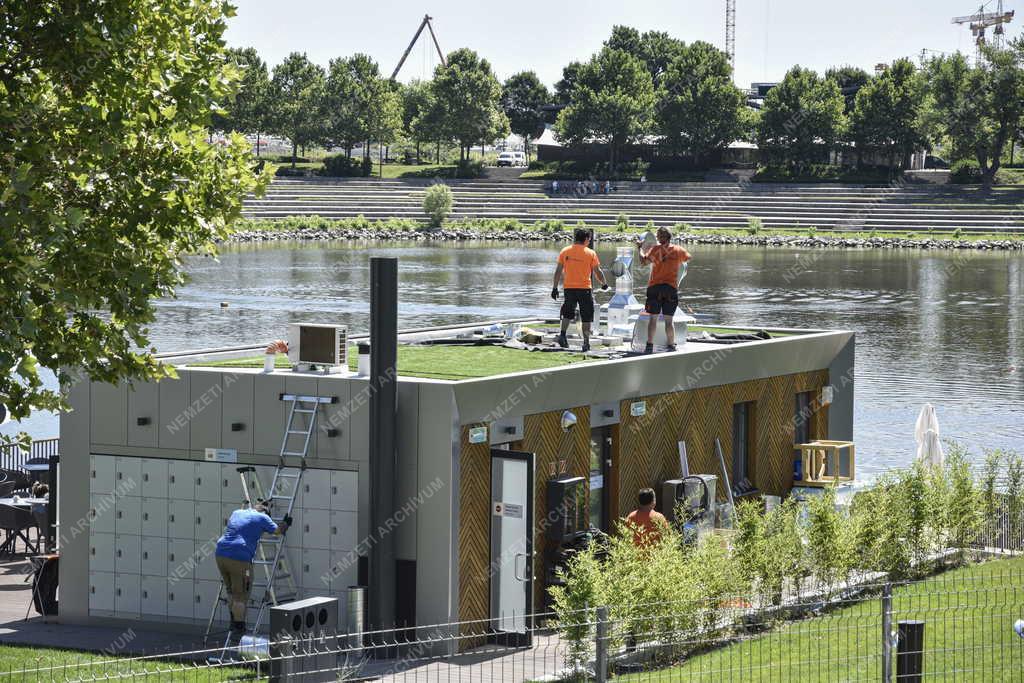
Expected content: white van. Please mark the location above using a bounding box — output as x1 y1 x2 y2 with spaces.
496 151 526 167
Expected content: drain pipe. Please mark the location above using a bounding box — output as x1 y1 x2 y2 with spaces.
369 257 397 633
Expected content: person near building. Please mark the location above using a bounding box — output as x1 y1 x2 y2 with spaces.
625 488 669 547
551 228 608 352
637 227 691 353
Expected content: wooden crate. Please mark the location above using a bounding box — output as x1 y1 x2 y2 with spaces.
796 440 855 487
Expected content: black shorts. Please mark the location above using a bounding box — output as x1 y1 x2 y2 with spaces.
645 284 679 316
560 288 595 323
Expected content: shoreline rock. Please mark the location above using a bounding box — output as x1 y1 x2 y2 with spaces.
225 228 1024 251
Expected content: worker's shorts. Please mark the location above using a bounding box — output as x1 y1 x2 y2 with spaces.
561 288 595 323
645 284 679 316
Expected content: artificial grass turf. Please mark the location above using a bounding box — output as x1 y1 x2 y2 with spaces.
195 343 593 380
0 645 256 680
618 556 1024 682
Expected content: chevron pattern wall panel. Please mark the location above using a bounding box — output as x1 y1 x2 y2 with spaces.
457 424 491 639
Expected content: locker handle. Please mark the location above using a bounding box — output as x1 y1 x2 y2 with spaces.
143 590 148 598
304 524 310 533
117 472 122 480
90 547 95 556
195 596 201 603
169 475 175 483
196 517 201 525
169 514 174 522
91 587 95 594
331 527 336 535
331 486 337 495
169 554 175 562
196 477 201 486
117 511 122 518
143 512 149 521
143 552 148 559
116 588 121 596
91 470 96 478
143 474 149 482
168 592 174 601
117 549 122 557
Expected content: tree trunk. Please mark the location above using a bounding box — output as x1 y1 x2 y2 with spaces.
436 142 440 164
364 139 371 161
416 141 421 163
256 132 261 157
291 139 297 169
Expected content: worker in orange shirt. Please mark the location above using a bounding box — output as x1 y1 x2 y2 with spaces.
552 228 608 352
638 227 691 354
625 488 669 547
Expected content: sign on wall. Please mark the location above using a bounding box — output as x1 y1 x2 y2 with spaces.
630 401 647 417
469 426 488 444
204 448 238 463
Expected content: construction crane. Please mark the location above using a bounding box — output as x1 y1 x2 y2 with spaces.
391 14 446 80
725 0 736 71
952 1 1015 59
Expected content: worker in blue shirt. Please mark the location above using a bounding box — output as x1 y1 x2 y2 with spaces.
215 502 291 634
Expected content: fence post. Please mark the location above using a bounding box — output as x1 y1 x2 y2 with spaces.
881 583 893 682
595 606 609 683
896 620 925 682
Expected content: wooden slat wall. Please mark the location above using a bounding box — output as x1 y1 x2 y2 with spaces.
457 424 491 634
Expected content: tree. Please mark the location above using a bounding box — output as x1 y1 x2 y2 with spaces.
268 52 325 167
555 47 655 171
555 61 584 105
212 47 271 156
825 65 871 115
656 40 746 165
849 58 927 169
430 48 510 161
401 80 432 161
0 1 267 438
757 65 846 169
606 26 686 87
501 72 551 161
411 88 449 164
923 42 1024 184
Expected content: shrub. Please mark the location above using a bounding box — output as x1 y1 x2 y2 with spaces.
806 226 817 237
949 159 982 183
455 159 485 179
746 216 763 236
616 213 630 232
422 184 454 227
537 219 565 234
322 154 369 177
952 227 964 240
549 543 603 673
945 443 982 561
805 487 847 597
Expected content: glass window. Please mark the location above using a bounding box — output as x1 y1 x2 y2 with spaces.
589 427 607 530
795 392 814 444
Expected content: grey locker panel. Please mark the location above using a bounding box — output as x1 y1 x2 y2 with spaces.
115 573 141 616
221 373 254 454
91 381 127 446
114 457 142 496
140 458 169 498
89 454 115 495
90 532 115 573
194 461 222 502
194 548 220 581
167 460 196 499
126 381 159 448
301 474 331 510
187 370 223 452
316 378 351 461
193 579 222 620
298 549 330 589
347 378 371 462
114 495 142 536
141 575 168 617
300 509 330 550
166 580 194 619
167 538 196 581
328 552 359 591
89 571 115 613
329 511 358 552
194 501 223 545
221 464 245 507
114 534 142 575
284 376 320 460
88 493 116 534
141 536 168 576
141 498 169 537
158 374 190 450
252 374 287 456
168 501 195 540
330 470 358 512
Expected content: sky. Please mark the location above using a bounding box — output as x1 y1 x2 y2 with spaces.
225 0 1017 88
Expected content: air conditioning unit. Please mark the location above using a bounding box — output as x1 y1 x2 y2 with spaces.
287 324 348 373
269 597 339 682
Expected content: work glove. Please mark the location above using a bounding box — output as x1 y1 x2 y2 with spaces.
601 283 609 291
282 514 293 527
551 287 559 300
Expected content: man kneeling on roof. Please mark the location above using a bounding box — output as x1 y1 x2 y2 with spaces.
638 226 691 354
552 228 608 352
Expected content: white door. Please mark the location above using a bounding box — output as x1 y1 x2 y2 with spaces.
489 450 534 642
140 458 169 498
141 498 169 537
141 537 168 576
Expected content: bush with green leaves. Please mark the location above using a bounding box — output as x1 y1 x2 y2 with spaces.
746 216 763 236
422 184 454 227
321 154 369 177
805 487 851 597
616 213 630 232
455 159 486 179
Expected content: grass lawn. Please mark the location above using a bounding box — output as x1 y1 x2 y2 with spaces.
0 644 257 680
620 556 1024 682
196 344 593 380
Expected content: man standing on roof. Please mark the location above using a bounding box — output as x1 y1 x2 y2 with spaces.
638 227 691 354
552 227 608 352
215 502 291 637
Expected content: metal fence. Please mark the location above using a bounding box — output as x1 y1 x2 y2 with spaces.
2 565 1022 681
0 437 58 471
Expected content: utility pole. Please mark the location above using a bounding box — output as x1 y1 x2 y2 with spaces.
725 0 736 72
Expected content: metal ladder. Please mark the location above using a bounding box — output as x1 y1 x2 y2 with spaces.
204 393 337 652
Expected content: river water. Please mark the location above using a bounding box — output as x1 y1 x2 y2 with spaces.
7 241 1023 477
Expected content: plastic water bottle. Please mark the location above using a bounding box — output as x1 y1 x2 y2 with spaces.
237 634 270 660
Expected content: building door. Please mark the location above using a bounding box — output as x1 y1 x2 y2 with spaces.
589 426 613 532
489 449 534 646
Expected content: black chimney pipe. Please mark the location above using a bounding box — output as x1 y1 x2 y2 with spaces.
369 257 398 631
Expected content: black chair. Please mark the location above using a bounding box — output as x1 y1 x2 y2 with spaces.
31 504 49 552
0 504 38 555
0 470 29 491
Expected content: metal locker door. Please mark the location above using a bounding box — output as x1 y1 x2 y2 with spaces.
301 473 331 510
252 374 287 456
89 454 115 495
114 534 142 575
89 571 115 614
115 495 142 536
193 579 222 620
167 501 195 539
115 573 141 617
141 498 169 537
328 551 359 591
299 549 331 589
166 580 194 619
194 461 221 502
187 370 223 453
90 532 115 573
316 378 350 461
221 373 254 454
167 538 196 583
330 470 358 511
329 511 358 552
140 458 169 498
91 381 127 446
127 381 159 448
167 460 196 499
88 493 116 534
158 374 190 450
141 536 168 576
300 509 331 550
220 463 245 507
114 456 142 494
193 501 223 545
141 575 168 617
193 546 220 582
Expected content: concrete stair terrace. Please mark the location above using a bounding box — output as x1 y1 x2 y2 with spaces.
242 178 1024 233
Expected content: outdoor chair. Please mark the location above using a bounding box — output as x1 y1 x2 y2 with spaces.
0 504 38 556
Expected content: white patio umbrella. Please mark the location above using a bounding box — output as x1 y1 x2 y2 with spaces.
915 403 944 468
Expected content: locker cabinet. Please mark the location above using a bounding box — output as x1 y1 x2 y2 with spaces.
141 536 168 576
91 381 127 446
90 532 115 573
168 501 195 539
114 456 142 494
89 571 115 614
194 501 223 544
167 538 197 581
115 573 141 616
187 371 223 452
328 552 359 591
194 550 220 582
221 373 254 454
126 381 159 448
158 374 190 450
114 496 142 536
252 374 287 457
300 509 330 550
330 470 358 511
298 549 330 589
194 579 222 620
167 460 195 499
329 511 358 553
114 534 142 575
316 378 351 461
88 493 116 534
90 455 115 495
141 498 169 537
166 581 194 619
221 464 245 507
301 475 331 510
195 461 222 502
140 458 169 498
141 576 168 617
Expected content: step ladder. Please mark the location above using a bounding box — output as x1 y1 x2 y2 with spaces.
204 392 337 655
